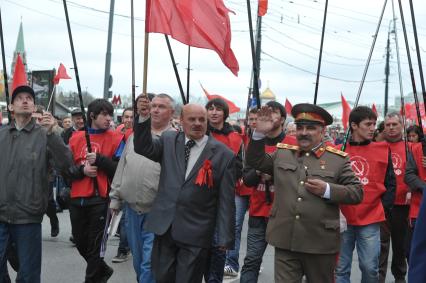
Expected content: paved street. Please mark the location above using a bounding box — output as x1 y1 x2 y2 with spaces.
7 210 399 283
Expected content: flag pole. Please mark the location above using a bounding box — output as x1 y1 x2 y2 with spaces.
0 8 11 124
392 0 409 157
142 0 151 98
313 0 329 105
62 0 100 196
341 0 388 152
165 35 186 105
408 0 426 119
186 46 191 103
131 0 136 112
396 0 425 143
246 0 261 110
46 85 56 112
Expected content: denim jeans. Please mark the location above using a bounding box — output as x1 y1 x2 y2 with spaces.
125 205 155 283
0 222 42 283
117 209 130 255
240 216 268 283
225 195 249 271
335 223 381 283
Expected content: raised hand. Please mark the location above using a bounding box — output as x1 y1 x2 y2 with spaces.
40 111 55 134
255 106 274 135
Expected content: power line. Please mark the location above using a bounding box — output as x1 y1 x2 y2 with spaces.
262 50 384 83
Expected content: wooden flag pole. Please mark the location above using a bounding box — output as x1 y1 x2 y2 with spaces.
142 32 149 96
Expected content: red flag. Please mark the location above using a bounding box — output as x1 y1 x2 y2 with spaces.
11 53 27 92
341 94 352 131
53 63 71 85
285 98 293 115
372 104 378 115
201 84 240 114
146 0 239 76
258 0 268 16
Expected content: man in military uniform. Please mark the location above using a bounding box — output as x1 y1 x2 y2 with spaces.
246 103 363 282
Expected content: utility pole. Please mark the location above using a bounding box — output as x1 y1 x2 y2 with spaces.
103 0 115 99
384 20 393 115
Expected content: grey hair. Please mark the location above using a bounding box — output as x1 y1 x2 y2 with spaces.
385 111 402 123
155 93 176 110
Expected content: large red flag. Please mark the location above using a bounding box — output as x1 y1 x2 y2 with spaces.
11 54 27 92
258 0 268 16
53 63 71 85
285 98 293 115
146 0 239 76
201 84 240 114
341 94 351 131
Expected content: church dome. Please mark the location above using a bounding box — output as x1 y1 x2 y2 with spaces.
260 87 276 100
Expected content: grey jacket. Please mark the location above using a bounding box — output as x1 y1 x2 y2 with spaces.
109 134 161 213
0 119 73 224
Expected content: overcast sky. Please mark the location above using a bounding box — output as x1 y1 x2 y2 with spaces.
2 0 426 108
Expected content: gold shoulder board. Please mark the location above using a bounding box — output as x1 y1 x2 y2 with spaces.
325 146 348 157
276 143 299 151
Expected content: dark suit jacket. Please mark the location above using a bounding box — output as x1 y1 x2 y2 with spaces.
133 118 236 249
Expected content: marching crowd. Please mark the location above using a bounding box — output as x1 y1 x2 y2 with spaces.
0 84 426 283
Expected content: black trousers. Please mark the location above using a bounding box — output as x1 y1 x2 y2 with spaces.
379 205 409 283
151 229 209 283
69 201 110 282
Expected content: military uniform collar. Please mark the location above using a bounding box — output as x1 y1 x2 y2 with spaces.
298 142 326 158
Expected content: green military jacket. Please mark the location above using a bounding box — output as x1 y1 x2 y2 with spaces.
246 139 363 254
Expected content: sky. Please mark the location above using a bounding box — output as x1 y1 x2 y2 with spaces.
1 0 426 109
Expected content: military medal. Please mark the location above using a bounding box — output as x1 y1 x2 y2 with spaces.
320 160 326 170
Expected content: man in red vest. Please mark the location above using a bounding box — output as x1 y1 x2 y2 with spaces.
115 107 133 142
240 101 296 282
379 112 409 283
336 106 396 283
68 99 124 283
203 98 244 281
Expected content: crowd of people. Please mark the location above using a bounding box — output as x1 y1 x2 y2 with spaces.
0 84 426 283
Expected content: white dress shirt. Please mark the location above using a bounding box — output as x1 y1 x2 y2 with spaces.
185 135 209 179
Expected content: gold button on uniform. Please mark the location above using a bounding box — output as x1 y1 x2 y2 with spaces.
304 166 308 170
295 215 300 219
297 197 302 202
300 181 304 186
305 152 310 157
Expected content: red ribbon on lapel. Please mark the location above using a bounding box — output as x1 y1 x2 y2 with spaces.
195 160 214 189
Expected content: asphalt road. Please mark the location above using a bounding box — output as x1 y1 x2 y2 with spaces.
7 210 399 283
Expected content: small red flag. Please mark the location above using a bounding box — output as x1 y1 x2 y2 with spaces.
53 63 71 85
201 84 240 114
285 98 293 115
145 0 239 76
372 103 378 116
11 53 27 92
258 0 268 16
341 94 352 131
